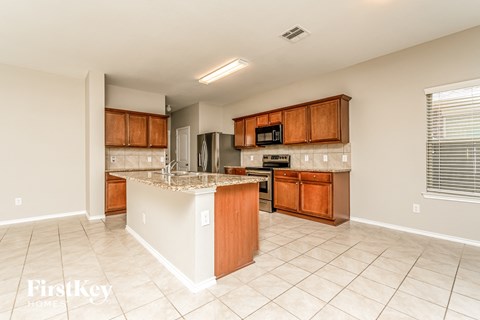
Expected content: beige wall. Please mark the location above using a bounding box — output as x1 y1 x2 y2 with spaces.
85 71 105 219
0 63 85 221
199 102 224 134
105 85 165 115
171 103 199 170
222 26 480 241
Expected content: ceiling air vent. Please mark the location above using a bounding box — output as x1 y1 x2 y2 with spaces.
281 25 310 43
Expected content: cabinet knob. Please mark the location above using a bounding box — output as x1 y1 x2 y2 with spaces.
313 175 316 178
283 173 286 176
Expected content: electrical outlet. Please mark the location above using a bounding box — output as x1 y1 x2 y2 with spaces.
142 212 146 224
342 154 348 162
323 155 328 162
304 155 309 162
160 156 165 163
201 210 210 226
147 172 152 178
15 197 22 206
110 156 116 163
147 156 152 163
250 155 254 161
413 203 421 213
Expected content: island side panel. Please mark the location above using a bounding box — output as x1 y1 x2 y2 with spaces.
126 180 215 285
214 183 259 278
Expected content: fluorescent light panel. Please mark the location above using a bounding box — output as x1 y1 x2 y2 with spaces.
199 59 248 84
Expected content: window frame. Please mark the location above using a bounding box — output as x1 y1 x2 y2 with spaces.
422 78 480 203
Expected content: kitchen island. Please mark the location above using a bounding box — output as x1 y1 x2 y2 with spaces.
111 171 266 292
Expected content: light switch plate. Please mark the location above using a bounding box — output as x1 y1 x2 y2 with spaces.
342 154 348 162
160 156 165 162
304 155 309 162
201 210 210 226
147 156 152 162
15 197 22 206
323 155 328 162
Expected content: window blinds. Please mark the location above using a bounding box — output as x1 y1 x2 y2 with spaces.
426 83 480 198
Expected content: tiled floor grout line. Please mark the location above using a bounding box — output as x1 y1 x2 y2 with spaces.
373 249 425 320
308 245 390 320
104 216 194 319
56 223 70 320
442 244 465 320
9 226 34 320
74 219 127 318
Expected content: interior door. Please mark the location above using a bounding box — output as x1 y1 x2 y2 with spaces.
176 126 190 171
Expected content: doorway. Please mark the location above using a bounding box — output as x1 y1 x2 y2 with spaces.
176 126 190 171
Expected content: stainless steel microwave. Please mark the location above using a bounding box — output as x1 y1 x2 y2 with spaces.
255 124 283 145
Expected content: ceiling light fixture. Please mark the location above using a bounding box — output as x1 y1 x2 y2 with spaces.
199 59 248 84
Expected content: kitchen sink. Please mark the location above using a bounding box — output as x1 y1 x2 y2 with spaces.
153 171 203 177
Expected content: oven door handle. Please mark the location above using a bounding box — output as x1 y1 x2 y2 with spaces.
246 170 272 176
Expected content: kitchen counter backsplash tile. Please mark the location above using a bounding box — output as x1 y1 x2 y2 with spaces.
106 147 166 171
241 143 351 170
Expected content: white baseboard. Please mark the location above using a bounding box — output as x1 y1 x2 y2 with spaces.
125 225 216 293
86 214 106 221
350 216 480 247
0 210 86 226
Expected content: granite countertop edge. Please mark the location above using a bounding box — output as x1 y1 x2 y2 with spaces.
224 166 351 173
273 168 351 173
106 167 165 173
110 171 267 192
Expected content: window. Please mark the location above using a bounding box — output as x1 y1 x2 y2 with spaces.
425 79 480 201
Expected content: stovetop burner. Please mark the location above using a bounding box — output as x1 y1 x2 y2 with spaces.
246 154 290 171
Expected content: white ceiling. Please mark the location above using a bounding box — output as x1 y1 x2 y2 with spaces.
1 0 480 110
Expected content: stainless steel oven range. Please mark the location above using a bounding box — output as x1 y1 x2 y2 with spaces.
246 154 290 212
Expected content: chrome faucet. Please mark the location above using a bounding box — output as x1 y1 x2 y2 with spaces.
164 160 178 174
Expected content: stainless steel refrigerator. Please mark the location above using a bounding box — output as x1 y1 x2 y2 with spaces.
197 133 240 173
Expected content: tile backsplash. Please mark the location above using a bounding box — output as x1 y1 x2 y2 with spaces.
241 143 351 170
105 148 166 171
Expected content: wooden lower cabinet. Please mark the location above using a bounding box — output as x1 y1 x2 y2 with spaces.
300 181 332 219
105 173 126 215
273 179 299 212
274 170 349 225
214 183 259 278
224 167 246 175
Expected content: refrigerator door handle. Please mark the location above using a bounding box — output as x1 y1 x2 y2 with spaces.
202 139 208 171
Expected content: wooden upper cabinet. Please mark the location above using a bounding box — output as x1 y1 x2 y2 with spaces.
127 114 148 147
232 94 350 146
105 110 127 147
244 117 256 147
257 111 282 127
256 114 269 127
234 117 256 148
149 115 168 148
309 100 340 143
283 106 308 144
234 119 245 148
106 108 169 148
268 111 282 125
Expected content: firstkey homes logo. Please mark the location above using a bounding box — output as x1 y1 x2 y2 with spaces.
27 280 112 305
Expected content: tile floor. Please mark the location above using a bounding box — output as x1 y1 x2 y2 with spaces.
1 212 480 319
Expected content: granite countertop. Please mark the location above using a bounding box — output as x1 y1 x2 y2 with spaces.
272 168 351 173
110 171 267 192
106 168 165 173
